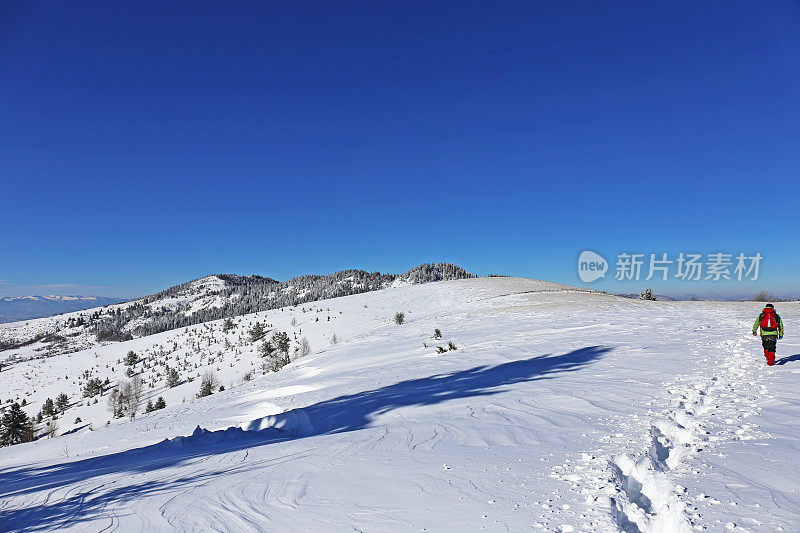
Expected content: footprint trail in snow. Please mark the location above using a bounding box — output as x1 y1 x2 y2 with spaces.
556 317 773 532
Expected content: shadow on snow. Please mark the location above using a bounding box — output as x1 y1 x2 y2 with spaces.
0 345 611 531
776 354 800 366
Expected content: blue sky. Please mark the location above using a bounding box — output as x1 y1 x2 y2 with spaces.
1 1 798 298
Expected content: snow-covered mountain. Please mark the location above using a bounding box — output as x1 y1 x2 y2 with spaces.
0 263 473 356
118 262 474 338
0 296 125 324
1 276 798 532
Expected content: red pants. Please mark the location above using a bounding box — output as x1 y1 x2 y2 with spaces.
761 335 777 366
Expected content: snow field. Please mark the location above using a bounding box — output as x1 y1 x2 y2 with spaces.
1 278 798 532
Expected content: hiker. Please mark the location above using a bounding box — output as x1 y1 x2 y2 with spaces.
752 303 784 366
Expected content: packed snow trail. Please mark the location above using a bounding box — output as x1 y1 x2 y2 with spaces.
558 304 800 532
1 279 799 532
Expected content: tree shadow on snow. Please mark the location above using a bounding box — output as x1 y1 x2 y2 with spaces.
0 345 611 531
776 354 800 366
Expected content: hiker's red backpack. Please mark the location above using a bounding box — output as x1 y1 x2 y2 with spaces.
761 308 778 329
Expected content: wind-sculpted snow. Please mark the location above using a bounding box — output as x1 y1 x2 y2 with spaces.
0 346 608 531
246 347 610 438
1 278 799 531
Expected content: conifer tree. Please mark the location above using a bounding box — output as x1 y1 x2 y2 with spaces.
0 403 34 446
249 322 266 343
124 351 138 367
166 367 180 388
41 398 55 417
55 393 69 413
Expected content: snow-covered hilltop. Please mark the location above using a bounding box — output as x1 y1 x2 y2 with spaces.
0 276 798 532
0 262 473 356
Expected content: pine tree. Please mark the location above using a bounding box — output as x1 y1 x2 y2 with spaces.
267 331 292 372
259 340 276 358
222 318 235 333
41 398 55 417
83 377 104 398
55 393 69 413
165 367 180 388
124 351 138 367
0 403 34 446
249 322 266 342
154 397 166 410
273 331 290 358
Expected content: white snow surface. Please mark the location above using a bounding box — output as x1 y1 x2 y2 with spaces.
0 277 798 532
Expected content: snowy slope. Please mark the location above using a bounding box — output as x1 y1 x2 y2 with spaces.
0 278 798 532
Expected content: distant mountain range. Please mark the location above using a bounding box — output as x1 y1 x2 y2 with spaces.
0 296 127 324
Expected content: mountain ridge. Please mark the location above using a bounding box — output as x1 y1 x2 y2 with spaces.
0 263 474 353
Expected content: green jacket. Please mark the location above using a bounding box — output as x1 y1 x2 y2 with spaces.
753 309 784 337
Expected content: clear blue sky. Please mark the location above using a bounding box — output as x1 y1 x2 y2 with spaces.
2 1 798 298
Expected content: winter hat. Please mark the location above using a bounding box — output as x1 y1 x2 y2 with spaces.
766 303 775 308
